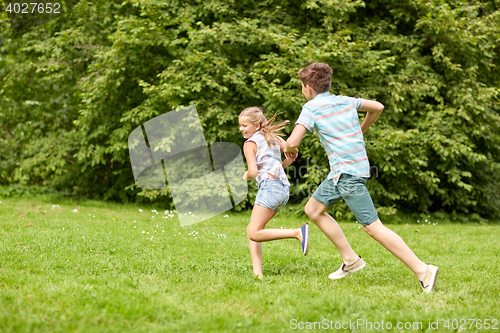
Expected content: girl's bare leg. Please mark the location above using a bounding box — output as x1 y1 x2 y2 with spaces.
247 205 303 277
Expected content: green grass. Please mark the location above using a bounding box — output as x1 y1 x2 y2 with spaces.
0 196 499 332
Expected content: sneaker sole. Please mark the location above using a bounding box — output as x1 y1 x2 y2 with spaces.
328 261 366 280
302 224 310 256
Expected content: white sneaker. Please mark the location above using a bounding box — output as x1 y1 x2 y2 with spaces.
420 264 439 293
328 256 366 280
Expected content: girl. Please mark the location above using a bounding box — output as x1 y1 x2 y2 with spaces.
239 107 309 278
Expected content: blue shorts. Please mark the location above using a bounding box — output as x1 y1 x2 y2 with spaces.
255 179 290 212
311 174 379 225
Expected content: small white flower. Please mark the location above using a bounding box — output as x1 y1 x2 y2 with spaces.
62 228 65 230
134 226 136 228
142 231 145 233
425 219 428 222
139 209 143 212
162 230 164 232
71 209 78 213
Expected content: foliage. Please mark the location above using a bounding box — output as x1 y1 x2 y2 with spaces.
0 0 499 218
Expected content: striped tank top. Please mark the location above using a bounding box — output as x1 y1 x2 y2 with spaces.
245 131 290 187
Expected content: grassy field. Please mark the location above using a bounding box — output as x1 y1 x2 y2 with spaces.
0 195 499 332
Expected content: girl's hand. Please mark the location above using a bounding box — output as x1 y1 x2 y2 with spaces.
284 151 298 162
282 151 298 168
243 171 249 181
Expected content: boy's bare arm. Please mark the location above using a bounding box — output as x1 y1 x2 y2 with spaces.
359 99 384 133
285 125 307 152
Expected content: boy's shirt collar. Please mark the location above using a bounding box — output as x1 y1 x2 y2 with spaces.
312 91 331 101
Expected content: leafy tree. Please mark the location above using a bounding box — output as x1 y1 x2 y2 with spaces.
0 0 499 219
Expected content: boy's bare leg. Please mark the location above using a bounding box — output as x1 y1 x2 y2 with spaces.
304 198 359 264
363 220 428 280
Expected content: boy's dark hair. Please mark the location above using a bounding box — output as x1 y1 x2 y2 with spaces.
298 63 332 93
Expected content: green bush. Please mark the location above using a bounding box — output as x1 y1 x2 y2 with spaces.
0 0 499 219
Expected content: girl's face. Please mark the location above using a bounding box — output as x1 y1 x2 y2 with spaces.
239 116 260 139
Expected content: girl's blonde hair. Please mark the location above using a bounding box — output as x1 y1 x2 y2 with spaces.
239 107 290 147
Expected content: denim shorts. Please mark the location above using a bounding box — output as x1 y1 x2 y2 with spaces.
255 179 290 212
311 174 379 225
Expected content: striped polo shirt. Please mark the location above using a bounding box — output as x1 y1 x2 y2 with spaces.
245 131 290 187
296 91 370 184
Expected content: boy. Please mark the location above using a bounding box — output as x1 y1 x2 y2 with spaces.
285 63 439 292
